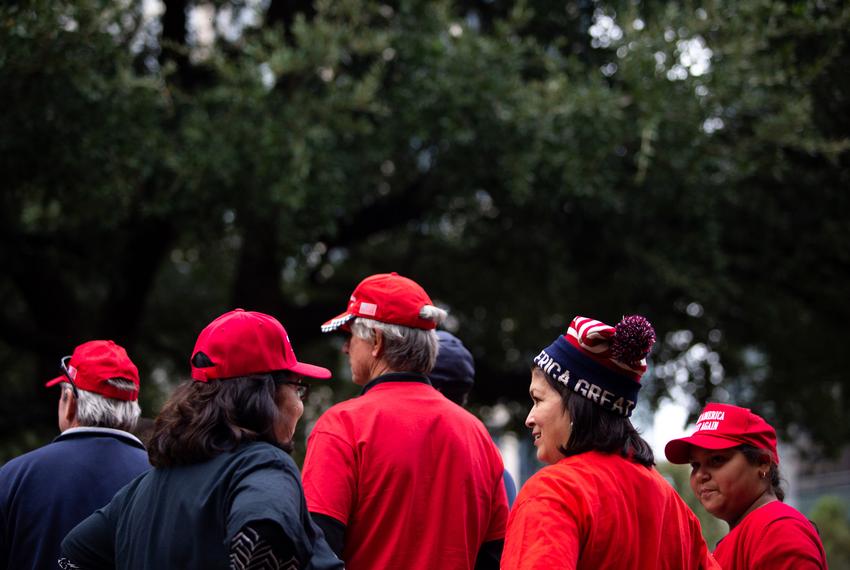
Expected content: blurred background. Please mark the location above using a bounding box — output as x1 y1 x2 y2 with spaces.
2 0 848 562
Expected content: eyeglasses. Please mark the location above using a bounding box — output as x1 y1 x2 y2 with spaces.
59 355 80 398
281 380 309 401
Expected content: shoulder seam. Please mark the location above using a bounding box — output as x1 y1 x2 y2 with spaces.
309 429 355 450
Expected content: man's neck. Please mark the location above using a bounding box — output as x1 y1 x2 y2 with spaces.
366 362 396 383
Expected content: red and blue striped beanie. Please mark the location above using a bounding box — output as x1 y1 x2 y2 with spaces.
532 315 656 417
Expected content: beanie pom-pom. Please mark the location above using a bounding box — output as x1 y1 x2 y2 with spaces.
611 315 656 366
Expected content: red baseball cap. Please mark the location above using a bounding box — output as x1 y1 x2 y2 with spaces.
191 309 332 382
665 403 779 465
45 340 140 401
321 272 437 332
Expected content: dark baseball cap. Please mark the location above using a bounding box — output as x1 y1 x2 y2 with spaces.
430 330 474 390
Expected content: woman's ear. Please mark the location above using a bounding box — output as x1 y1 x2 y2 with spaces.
756 452 773 479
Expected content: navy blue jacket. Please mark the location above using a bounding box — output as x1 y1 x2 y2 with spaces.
61 442 343 569
0 427 150 570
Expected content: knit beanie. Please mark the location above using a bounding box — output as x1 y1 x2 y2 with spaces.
532 315 656 417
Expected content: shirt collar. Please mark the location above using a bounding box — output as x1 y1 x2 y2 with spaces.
361 371 431 395
55 426 146 449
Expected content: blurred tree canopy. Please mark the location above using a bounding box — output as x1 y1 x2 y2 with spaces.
1 0 848 459
810 495 850 568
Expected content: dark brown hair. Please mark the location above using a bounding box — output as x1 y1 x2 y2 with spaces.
738 444 785 501
537 367 655 467
148 372 293 468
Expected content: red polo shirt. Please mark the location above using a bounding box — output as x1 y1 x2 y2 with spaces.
302 374 508 570
713 500 826 569
502 451 719 569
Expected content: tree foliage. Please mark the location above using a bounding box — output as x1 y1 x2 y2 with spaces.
809 495 850 568
1 0 848 459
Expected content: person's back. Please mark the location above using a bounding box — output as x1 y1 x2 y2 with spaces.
502 315 717 569
429 330 518 507
306 379 507 569
0 340 149 570
64 442 328 569
305 272 508 569
504 451 713 569
0 429 148 570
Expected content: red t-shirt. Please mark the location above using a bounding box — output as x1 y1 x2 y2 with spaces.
713 500 827 569
501 451 720 570
302 377 509 570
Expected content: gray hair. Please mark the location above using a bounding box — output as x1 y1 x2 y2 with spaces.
351 305 447 374
63 379 141 432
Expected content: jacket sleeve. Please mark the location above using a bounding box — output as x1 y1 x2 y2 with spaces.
225 454 318 566
59 507 117 570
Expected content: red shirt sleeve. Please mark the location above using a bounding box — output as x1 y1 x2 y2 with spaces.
690 515 722 570
302 422 357 526
485 472 510 542
750 517 827 570
501 494 581 569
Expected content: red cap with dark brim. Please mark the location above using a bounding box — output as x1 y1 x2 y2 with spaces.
191 309 332 382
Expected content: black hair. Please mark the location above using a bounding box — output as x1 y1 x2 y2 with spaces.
537 367 655 467
148 370 296 468
738 444 785 501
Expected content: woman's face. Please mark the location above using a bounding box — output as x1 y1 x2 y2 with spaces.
688 447 768 526
274 381 305 446
526 368 571 465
